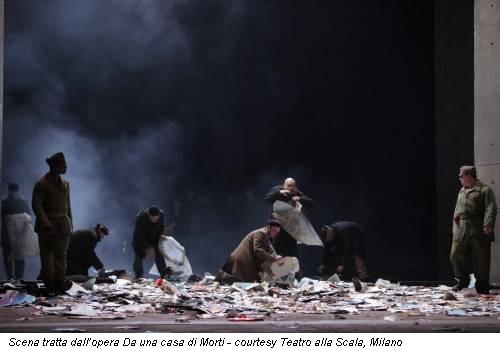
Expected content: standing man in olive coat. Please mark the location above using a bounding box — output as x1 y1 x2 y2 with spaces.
451 165 497 294
32 152 73 295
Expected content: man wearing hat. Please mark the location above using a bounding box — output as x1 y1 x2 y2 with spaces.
216 219 283 283
451 165 497 294
132 206 170 279
1 182 32 280
32 152 73 295
66 223 109 277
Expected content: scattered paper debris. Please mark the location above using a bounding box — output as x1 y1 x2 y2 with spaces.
0 291 36 306
15 273 498 322
443 292 457 301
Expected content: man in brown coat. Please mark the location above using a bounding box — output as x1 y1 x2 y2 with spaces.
32 152 73 295
217 219 282 283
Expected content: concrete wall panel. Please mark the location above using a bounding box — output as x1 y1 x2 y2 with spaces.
475 0 500 284
475 24 500 165
475 0 500 29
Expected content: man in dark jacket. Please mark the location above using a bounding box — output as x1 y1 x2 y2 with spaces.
317 221 371 281
132 206 169 279
66 223 109 277
265 177 313 258
32 152 73 295
1 182 32 280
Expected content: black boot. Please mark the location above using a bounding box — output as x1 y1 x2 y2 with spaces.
475 282 490 295
44 282 57 297
54 280 72 295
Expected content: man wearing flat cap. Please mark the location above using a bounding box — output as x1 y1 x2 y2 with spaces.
32 152 73 295
216 219 284 283
451 165 497 294
132 206 170 279
66 223 109 277
1 182 32 280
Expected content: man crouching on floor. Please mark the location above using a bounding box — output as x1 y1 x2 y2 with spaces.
216 219 284 283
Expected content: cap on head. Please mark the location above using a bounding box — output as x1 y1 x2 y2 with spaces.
96 223 109 235
148 206 161 216
45 152 67 167
267 219 281 228
459 165 477 179
8 182 19 192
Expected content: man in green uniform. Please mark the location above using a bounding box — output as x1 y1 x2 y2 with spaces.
450 165 497 294
32 152 73 295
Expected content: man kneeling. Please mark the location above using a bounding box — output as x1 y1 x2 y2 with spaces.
66 223 109 277
217 219 284 283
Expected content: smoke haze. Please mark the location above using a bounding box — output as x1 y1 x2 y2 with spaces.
2 0 436 279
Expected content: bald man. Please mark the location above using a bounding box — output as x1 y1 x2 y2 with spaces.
265 178 313 258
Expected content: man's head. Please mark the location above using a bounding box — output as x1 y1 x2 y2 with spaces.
319 225 335 241
147 206 161 223
46 152 67 174
282 177 296 192
459 165 477 188
8 182 19 194
266 219 281 238
95 223 109 240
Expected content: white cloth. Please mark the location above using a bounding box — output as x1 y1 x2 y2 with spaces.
5 213 39 259
149 235 192 279
272 200 323 246
260 256 300 282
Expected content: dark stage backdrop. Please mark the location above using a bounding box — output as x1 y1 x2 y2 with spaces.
1 0 435 280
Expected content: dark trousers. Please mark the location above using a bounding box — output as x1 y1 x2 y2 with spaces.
450 234 491 291
66 260 91 276
272 230 298 258
133 244 168 278
2 243 25 280
37 228 71 289
325 253 371 281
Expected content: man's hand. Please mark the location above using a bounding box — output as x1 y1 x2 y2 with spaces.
484 225 493 235
280 189 290 196
336 265 344 274
292 196 301 202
